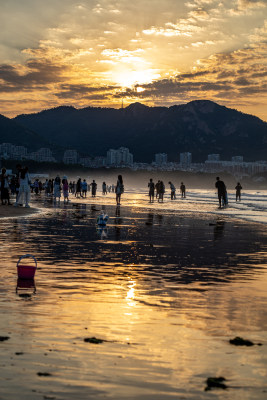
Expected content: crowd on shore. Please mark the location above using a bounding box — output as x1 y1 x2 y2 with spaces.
0 164 243 210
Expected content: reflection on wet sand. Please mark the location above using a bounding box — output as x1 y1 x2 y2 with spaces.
0 199 267 400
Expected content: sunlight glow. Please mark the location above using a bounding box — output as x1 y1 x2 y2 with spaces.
112 69 160 87
126 280 136 307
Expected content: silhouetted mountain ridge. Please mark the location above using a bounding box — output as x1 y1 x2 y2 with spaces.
10 100 267 162
0 114 49 150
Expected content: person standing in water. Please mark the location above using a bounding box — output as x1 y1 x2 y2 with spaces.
115 175 124 205
215 177 227 208
235 182 242 202
148 178 155 202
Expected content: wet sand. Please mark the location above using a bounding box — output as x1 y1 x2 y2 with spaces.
0 204 39 219
0 195 267 399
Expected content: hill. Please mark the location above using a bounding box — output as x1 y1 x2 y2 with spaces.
0 114 51 151
13 100 267 162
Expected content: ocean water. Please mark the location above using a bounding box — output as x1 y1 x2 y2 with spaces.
70 188 267 225
0 189 267 399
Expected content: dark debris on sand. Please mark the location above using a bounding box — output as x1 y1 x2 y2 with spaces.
0 336 10 341
229 336 262 346
37 372 52 377
205 377 228 391
84 337 106 344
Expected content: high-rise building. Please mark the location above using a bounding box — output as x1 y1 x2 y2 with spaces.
155 153 167 165
180 152 192 166
106 147 133 166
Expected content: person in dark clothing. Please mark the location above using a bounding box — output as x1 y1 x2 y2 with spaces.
115 175 123 205
75 178 82 197
180 182 186 198
90 180 97 197
235 182 242 201
155 180 160 199
0 168 11 205
148 178 155 202
215 177 227 208
158 180 165 203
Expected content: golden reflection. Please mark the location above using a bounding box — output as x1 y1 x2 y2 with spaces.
126 280 136 307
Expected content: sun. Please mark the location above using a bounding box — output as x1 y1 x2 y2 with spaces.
112 68 161 87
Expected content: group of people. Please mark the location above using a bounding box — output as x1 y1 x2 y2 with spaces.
0 165 243 210
148 179 186 203
0 164 31 208
42 175 124 204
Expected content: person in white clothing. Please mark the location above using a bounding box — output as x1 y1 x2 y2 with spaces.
14 166 31 208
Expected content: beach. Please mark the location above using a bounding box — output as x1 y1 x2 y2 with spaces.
0 190 267 399
0 205 39 219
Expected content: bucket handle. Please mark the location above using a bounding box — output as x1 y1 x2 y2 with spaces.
17 254 37 268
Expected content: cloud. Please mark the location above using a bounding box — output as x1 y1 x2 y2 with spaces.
143 20 203 37
229 0 266 15
0 59 68 92
55 83 118 99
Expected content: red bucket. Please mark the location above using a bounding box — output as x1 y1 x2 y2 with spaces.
17 255 37 279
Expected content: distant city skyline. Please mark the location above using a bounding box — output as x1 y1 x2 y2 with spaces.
1 141 267 177
0 1 267 121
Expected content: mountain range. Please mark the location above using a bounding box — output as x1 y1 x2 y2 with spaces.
0 100 266 162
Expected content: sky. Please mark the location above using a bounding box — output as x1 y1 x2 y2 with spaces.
0 0 267 120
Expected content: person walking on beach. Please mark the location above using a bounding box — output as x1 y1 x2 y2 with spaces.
14 166 31 208
115 175 124 205
168 181 176 200
180 182 186 198
90 180 97 197
215 177 227 209
148 178 155 202
235 182 242 202
0 168 11 205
